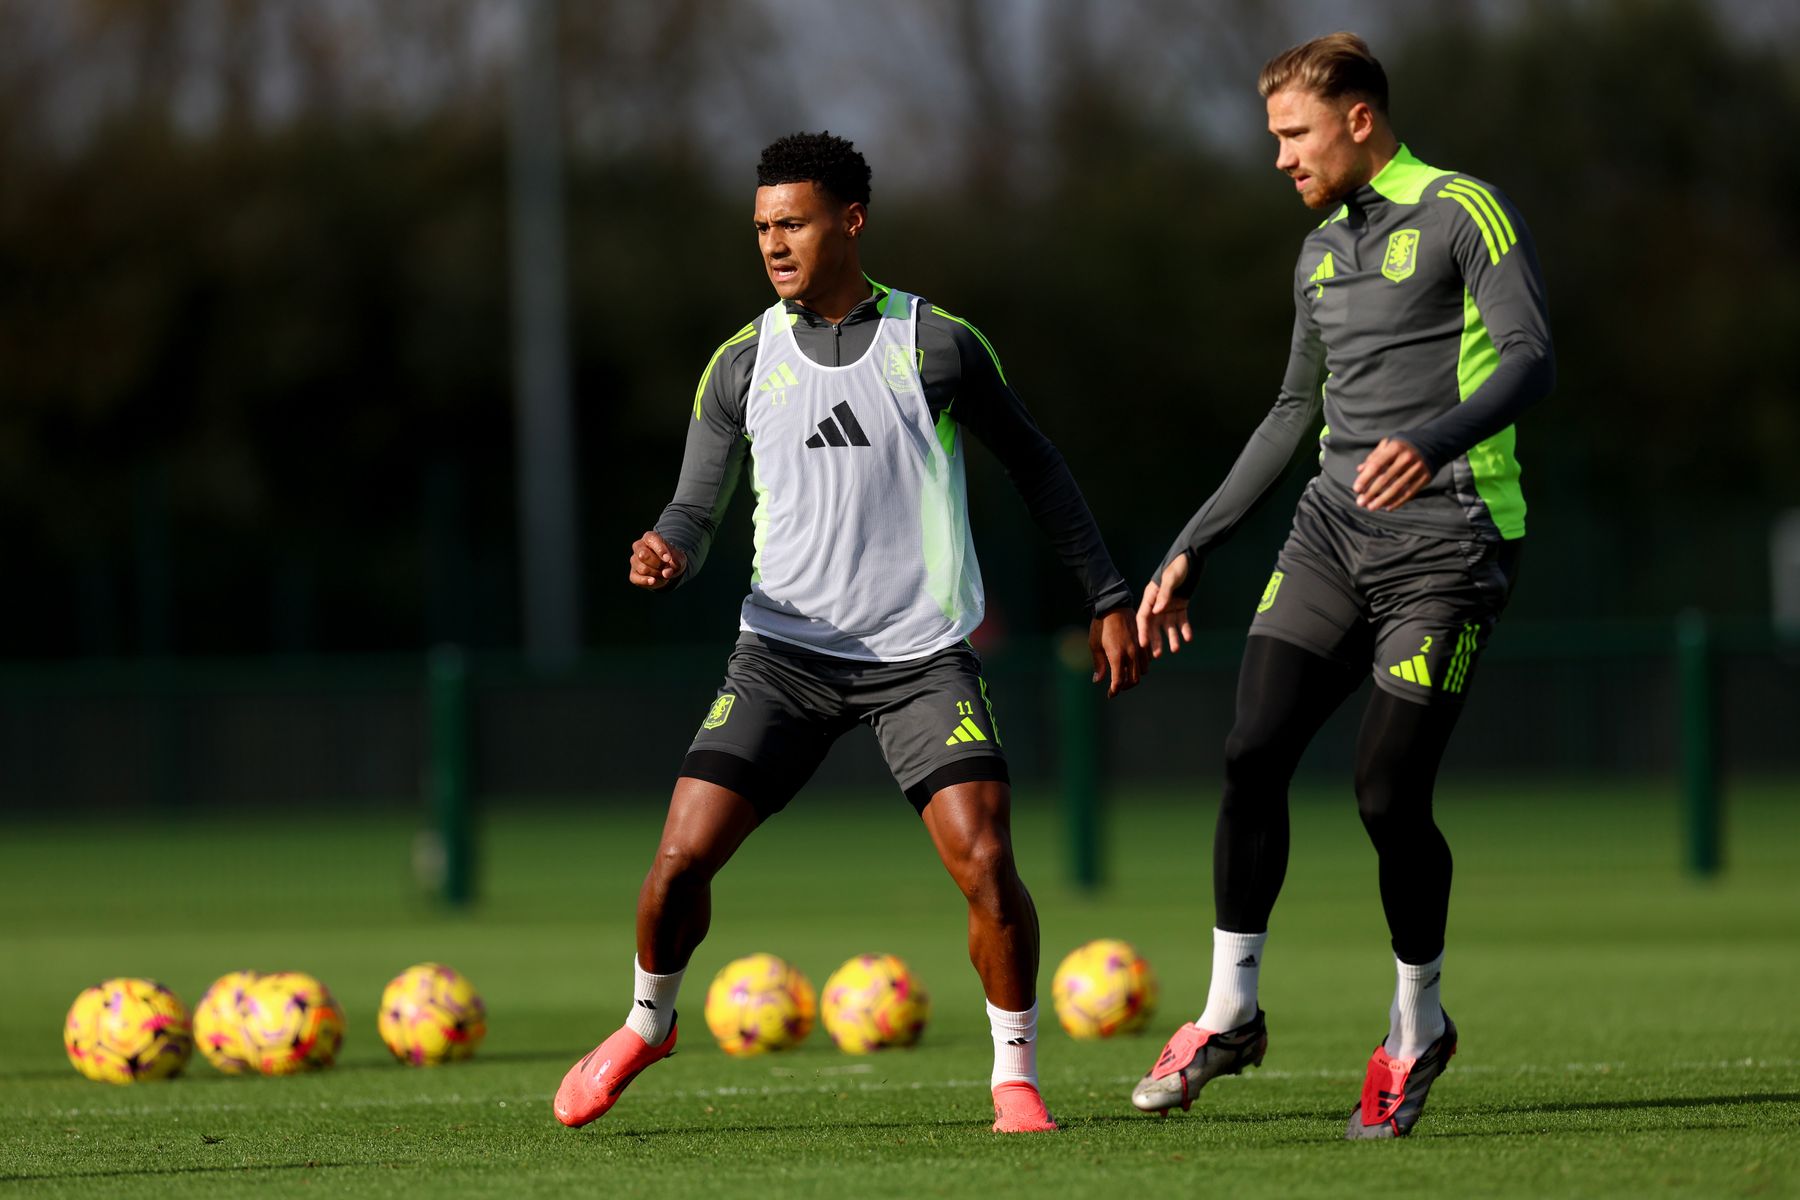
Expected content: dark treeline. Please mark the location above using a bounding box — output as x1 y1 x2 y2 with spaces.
0 0 1794 660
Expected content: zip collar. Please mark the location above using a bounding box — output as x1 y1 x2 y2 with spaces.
782 275 905 327
1353 143 1451 207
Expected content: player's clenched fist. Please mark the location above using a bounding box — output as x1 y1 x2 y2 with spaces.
629 531 687 590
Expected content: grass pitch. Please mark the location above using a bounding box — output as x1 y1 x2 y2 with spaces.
2 779 1797 1198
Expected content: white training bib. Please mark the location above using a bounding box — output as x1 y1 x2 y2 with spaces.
738 291 983 661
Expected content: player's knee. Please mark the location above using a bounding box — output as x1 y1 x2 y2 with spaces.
1354 767 1395 825
649 841 717 892
945 834 1016 907
1354 768 1431 840
1356 800 1394 845
1223 726 1294 800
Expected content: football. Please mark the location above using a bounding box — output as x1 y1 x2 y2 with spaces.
63 978 192 1084
240 970 346 1075
378 962 487 1066
703 953 815 1056
820 953 929 1053
193 970 261 1074
1051 938 1159 1038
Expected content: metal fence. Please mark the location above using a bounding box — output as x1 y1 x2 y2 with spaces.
0 618 1792 818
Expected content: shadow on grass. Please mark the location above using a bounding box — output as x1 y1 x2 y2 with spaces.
602 1108 1337 1141
0 1048 571 1085
1431 1119 1775 1141
0 1068 87 1082
1493 1092 1800 1116
0 1159 411 1184
323 1048 572 1073
604 1095 1800 1143
1061 1109 1336 1129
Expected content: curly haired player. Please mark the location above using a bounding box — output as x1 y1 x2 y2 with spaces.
554 131 1146 1135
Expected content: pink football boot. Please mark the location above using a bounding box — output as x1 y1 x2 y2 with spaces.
553 1020 678 1128
991 1081 1059 1133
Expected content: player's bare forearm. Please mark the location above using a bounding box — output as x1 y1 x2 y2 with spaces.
629 531 688 590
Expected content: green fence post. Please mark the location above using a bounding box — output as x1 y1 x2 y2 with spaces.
1676 610 1721 878
426 645 475 907
1055 630 1103 891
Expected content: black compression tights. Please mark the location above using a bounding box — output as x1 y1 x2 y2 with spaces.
1214 635 1463 965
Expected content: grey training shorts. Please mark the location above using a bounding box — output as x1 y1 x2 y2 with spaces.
1249 483 1521 705
679 633 1008 817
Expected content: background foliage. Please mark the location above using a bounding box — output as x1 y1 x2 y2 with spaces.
2 0 1795 658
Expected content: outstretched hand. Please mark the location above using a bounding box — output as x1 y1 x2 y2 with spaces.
629 530 688 590
1353 437 1433 512
1136 553 1194 659
1089 608 1148 697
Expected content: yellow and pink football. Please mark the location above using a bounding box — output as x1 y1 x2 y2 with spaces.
1051 939 1159 1039
63 978 192 1084
193 970 261 1074
703 953 815 1056
240 970 345 1075
820 954 929 1054
378 962 488 1066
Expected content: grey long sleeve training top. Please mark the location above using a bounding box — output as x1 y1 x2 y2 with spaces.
1162 144 1555 586
656 279 1135 621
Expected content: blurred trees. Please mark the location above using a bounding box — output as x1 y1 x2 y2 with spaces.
0 0 1793 659
1392 0 1800 616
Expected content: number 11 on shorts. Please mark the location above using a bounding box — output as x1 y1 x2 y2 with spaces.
945 700 988 745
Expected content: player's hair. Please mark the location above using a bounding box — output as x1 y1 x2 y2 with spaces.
756 131 872 207
1258 32 1389 116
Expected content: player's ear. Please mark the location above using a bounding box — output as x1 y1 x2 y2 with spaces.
842 202 867 241
1346 99 1375 144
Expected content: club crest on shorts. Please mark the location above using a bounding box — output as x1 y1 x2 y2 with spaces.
1382 229 1420 282
883 345 918 394
1256 570 1284 614
702 694 735 730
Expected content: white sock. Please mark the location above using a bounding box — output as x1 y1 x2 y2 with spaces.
1196 928 1266 1033
1384 952 1445 1060
987 1001 1039 1088
625 956 683 1045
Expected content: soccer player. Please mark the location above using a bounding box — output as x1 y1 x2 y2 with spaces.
554 131 1147 1134
1129 34 1553 1138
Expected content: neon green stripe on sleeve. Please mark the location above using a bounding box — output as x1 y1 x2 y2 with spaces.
931 306 1008 385
692 322 758 420
1437 188 1501 265
1456 287 1527 538
748 457 769 583
1443 180 1515 254
1449 179 1516 245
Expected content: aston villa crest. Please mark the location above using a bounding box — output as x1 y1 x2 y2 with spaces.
702 694 735 730
883 344 918 394
1257 570 1285 614
1382 229 1420 282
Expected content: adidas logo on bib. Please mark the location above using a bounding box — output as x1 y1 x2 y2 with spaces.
805 401 871 448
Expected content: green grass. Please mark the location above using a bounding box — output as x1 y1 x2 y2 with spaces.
2 779 1797 1198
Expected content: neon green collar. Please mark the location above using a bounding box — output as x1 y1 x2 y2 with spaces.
1367 144 1451 204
